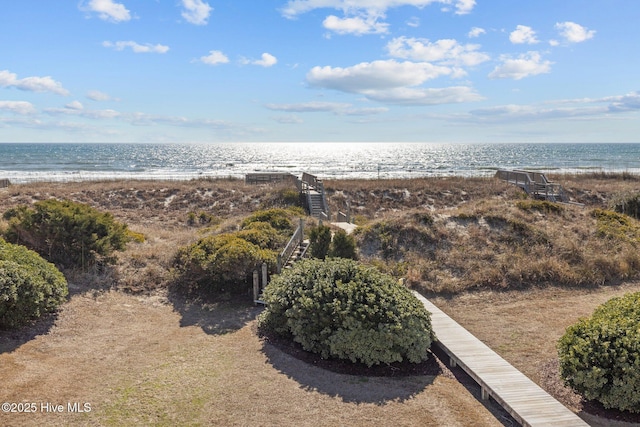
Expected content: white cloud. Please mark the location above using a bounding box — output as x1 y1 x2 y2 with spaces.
386 37 490 67
468 27 485 38
308 60 452 92
81 0 131 22
488 52 552 80
272 115 304 124
306 59 482 105
367 86 482 105
509 25 539 44
0 70 69 96
103 41 170 53
199 50 230 65
265 101 352 112
65 101 84 110
281 0 476 35
181 0 212 26
323 14 389 35
265 101 389 115
555 21 595 43
0 101 36 115
87 90 117 101
407 17 420 28
244 53 278 67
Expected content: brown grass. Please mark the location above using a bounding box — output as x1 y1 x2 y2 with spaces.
2 174 640 425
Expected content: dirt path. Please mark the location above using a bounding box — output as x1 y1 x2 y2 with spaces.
1 289 503 427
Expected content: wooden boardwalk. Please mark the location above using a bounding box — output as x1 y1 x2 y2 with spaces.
414 292 589 427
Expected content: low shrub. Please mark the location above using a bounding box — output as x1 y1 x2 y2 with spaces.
0 238 68 329
3 199 130 269
329 229 358 260
236 221 286 250
558 292 640 413
612 193 640 220
309 224 331 260
240 208 294 233
516 199 564 214
174 233 275 295
259 258 435 367
592 209 640 244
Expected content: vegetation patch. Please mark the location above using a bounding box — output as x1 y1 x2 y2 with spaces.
591 209 640 244
0 238 68 329
558 291 640 413
2 199 130 269
516 199 564 214
259 258 435 367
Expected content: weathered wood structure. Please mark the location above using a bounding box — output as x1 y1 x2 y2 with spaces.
414 292 589 427
0 178 10 188
495 169 568 202
245 172 297 185
297 172 330 220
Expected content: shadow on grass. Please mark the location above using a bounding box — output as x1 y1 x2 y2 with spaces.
260 333 440 404
0 311 58 355
168 289 261 336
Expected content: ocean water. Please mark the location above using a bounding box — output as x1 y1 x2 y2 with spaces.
0 142 639 184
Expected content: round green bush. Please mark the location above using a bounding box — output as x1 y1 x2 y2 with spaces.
558 292 640 413
175 233 275 295
0 239 68 329
3 199 130 269
259 258 435 367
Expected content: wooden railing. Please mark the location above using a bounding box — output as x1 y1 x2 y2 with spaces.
277 218 304 273
495 169 568 202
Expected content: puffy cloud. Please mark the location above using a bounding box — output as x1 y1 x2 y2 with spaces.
243 53 278 67
81 0 131 22
602 91 640 112
0 101 36 115
386 36 490 67
281 0 476 35
265 101 388 115
555 21 595 43
103 41 170 54
306 60 481 105
488 52 552 80
364 86 483 105
199 50 230 65
468 27 485 38
323 15 389 35
87 90 117 101
265 101 352 112
181 0 212 26
509 25 539 44
65 101 84 110
0 70 69 96
308 60 451 92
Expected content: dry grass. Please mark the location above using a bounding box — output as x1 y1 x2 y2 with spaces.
2 174 640 425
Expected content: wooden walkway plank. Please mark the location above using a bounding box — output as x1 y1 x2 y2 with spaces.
413 292 589 427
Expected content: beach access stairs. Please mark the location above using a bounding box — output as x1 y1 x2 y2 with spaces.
495 169 568 203
297 172 331 220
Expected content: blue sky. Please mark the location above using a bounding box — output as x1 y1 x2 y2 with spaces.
0 0 638 143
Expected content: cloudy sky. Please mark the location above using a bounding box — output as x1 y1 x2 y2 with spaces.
0 0 638 143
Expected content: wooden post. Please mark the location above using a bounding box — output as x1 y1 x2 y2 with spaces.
253 270 259 306
276 254 282 274
261 263 268 288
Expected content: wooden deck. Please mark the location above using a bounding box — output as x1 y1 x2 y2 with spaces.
414 292 589 427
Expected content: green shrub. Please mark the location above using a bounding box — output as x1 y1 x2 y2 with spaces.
240 208 293 233
259 258 435 367
3 199 130 269
516 199 564 214
329 229 358 260
592 209 640 244
309 224 331 260
558 292 640 413
0 238 68 329
175 233 275 295
236 221 286 250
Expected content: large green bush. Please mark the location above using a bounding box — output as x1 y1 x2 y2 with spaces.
240 208 294 233
558 292 640 413
175 233 275 295
329 229 358 260
3 199 130 269
0 238 68 329
259 258 435 367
